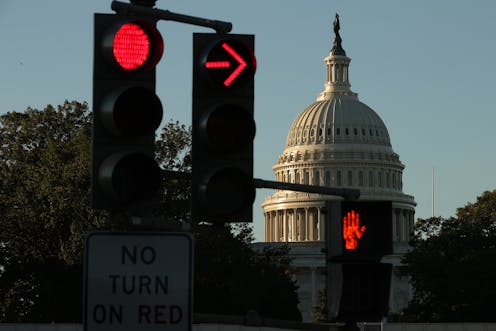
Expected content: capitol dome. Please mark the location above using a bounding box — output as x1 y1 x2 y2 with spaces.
259 16 416 321
262 18 416 243
285 97 391 148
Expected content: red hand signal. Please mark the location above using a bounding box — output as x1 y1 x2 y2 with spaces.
342 210 366 250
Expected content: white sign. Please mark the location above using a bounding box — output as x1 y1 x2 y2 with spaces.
84 232 193 331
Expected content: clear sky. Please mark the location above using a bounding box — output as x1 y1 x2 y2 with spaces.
1 0 495 242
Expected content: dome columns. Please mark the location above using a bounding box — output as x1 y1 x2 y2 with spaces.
264 203 415 254
318 54 357 101
325 55 350 87
392 207 415 245
264 206 326 242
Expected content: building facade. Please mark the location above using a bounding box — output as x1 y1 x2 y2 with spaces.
260 16 416 322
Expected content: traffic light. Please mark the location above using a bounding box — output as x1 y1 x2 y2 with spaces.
191 33 256 223
91 14 164 211
325 200 393 322
326 201 393 262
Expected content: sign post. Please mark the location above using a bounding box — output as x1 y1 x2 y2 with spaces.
84 232 193 331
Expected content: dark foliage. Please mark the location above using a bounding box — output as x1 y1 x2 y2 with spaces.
194 223 301 320
401 190 496 322
0 101 300 322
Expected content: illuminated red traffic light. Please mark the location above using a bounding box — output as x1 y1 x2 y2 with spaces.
192 33 256 223
113 23 151 70
203 39 256 88
102 20 164 71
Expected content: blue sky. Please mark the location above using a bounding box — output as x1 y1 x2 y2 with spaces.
1 1 495 242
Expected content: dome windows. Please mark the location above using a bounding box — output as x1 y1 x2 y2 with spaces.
285 125 393 147
304 170 310 184
325 171 331 186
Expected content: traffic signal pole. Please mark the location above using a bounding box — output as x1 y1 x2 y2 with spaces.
254 178 360 201
111 1 232 34
163 170 360 200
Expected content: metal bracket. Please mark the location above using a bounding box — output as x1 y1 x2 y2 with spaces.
111 1 232 35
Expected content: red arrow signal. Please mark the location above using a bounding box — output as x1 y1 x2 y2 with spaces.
205 61 230 68
204 40 256 88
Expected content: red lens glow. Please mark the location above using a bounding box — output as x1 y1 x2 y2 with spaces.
113 23 150 70
221 42 247 87
342 210 366 250
203 39 255 88
205 61 230 68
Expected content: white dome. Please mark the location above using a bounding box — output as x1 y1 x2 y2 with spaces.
262 47 416 235
286 95 391 148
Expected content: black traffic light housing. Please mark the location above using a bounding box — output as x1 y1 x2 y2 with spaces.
191 33 256 223
327 263 392 322
325 200 393 322
327 201 393 262
91 13 163 211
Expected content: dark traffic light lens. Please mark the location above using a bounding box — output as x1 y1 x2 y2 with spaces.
101 86 163 137
204 105 256 151
201 167 255 217
98 152 161 203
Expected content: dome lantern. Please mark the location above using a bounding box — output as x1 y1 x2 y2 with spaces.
318 14 357 101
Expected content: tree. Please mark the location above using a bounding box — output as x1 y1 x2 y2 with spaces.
401 190 496 322
312 289 327 323
155 120 192 223
194 223 301 320
0 101 301 322
0 101 191 321
0 101 105 265
0 101 105 321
